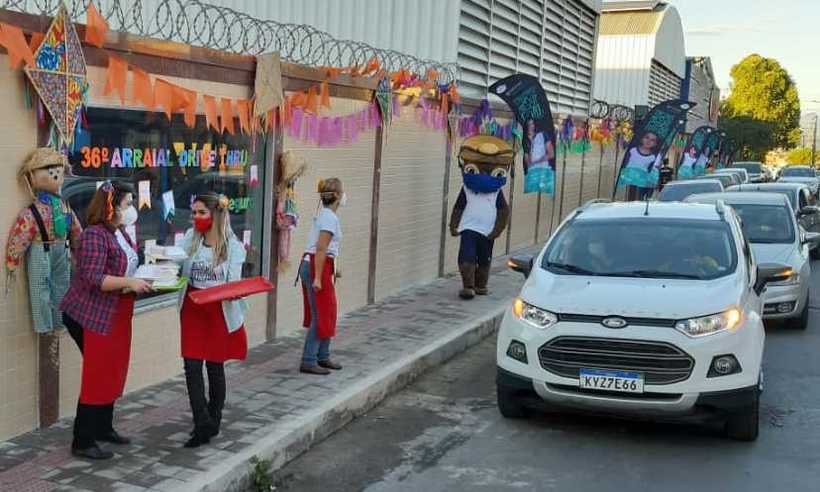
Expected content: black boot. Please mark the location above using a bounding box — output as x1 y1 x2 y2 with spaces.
206 362 226 437
72 403 113 460
96 404 131 445
459 263 476 299
475 265 491 295
184 358 215 448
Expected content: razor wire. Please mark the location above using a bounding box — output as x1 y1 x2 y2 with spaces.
0 0 460 83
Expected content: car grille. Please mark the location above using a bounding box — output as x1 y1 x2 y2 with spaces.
557 313 677 328
539 337 695 385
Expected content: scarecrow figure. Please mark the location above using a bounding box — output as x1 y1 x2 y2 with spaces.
276 151 308 272
449 135 513 299
5 148 81 332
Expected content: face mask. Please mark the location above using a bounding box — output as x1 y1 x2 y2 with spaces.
194 216 213 233
121 205 138 227
463 172 507 194
339 192 348 207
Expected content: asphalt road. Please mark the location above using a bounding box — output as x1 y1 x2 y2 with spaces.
270 261 820 492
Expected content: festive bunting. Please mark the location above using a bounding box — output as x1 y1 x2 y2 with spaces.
319 80 331 109
161 190 175 221
24 5 88 144
138 180 151 210
0 23 34 69
172 84 197 127
104 56 127 105
249 164 259 187
131 66 153 108
202 94 219 131
220 97 235 134
305 85 319 114
153 78 174 119
28 32 44 54
84 3 109 48
237 99 251 134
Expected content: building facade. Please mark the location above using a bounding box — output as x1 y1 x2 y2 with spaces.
592 1 685 110
681 56 720 132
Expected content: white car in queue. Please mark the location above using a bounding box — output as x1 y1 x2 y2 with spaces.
685 192 819 329
497 199 793 441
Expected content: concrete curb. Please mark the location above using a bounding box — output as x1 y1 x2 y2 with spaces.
182 305 508 492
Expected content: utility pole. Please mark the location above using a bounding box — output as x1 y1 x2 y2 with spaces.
812 113 818 167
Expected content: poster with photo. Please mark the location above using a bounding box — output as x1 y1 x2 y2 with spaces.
489 74 556 194
701 130 723 174
678 126 714 178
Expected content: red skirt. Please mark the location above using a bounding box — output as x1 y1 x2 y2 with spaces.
79 295 134 405
301 255 338 339
181 287 248 362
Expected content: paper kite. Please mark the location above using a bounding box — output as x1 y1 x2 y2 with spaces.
25 3 89 144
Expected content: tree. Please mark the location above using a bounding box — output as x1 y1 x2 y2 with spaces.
785 147 818 165
719 54 801 159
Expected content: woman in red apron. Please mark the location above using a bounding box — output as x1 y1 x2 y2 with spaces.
300 178 345 375
178 193 249 448
61 181 153 460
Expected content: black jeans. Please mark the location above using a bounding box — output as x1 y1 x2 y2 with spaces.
183 358 226 434
64 313 115 449
458 230 494 267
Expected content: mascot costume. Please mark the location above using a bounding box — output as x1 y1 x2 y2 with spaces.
449 135 513 299
5 147 81 332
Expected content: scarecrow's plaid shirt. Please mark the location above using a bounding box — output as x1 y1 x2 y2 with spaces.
61 225 129 335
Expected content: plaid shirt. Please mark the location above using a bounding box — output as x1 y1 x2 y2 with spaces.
61 225 129 335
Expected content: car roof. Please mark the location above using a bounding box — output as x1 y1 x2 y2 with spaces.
576 201 723 221
664 179 721 187
714 168 745 174
685 192 790 206
728 182 804 192
784 165 812 169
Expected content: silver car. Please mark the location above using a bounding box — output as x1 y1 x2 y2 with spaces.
686 192 819 329
714 168 750 184
779 166 820 196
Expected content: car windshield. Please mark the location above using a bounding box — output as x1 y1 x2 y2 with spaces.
781 167 816 177
542 218 737 280
658 182 722 202
733 163 762 174
728 204 795 244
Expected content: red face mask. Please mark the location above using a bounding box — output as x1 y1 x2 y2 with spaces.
193 216 213 233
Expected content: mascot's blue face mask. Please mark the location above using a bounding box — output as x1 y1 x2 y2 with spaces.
463 171 507 193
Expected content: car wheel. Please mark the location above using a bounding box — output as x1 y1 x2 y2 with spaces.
497 384 528 419
790 299 810 330
725 385 760 442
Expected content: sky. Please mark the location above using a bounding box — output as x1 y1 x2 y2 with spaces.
664 0 820 115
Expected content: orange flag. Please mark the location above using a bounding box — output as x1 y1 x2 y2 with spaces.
237 99 251 134
172 85 197 128
319 80 331 109
104 56 128 105
220 97 235 134
154 79 175 119
441 93 449 116
364 57 380 76
290 91 307 109
305 86 318 114
85 3 109 48
0 23 34 69
203 95 219 132
28 32 44 53
131 66 154 109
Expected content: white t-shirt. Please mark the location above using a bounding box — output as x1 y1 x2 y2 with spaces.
625 147 661 170
305 207 342 257
115 229 139 278
695 154 710 168
458 189 500 237
529 132 547 168
189 245 228 289
680 153 698 170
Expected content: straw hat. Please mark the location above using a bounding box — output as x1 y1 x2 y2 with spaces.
18 147 68 181
280 150 308 186
459 135 515 167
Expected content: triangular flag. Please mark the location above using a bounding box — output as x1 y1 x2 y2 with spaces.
153 79 174 119
131 66 154 109
85 3 109 48
319 81 331 109
364 57 380 76
220 97 235 134
28 32 44 53
290 91 306 109
305 86 318 114
0 23 34 69
172 85 197 127
203 95 219 131
237 99 251 134
104 56 127 105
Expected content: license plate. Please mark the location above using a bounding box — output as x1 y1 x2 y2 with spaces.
579 368 644 393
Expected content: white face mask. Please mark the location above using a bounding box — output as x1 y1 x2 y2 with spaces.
121 205 138 226
339 192 348 207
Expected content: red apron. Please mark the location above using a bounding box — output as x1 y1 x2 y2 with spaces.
301 254 337 339
79 295 134 405
181 287 248 362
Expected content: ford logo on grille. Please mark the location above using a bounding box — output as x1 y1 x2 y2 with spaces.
602 317 628 329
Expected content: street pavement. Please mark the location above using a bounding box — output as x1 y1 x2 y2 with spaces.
271 260 820 492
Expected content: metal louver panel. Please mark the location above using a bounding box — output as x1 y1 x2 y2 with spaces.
648 59 683 107
457 0 599 115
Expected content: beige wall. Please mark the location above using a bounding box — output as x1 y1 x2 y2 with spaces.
275 96 376 336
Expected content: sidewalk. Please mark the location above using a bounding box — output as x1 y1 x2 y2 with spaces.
0 247 538 492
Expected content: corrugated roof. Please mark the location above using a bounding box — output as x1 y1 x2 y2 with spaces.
599 10 663 35
602 1 662 12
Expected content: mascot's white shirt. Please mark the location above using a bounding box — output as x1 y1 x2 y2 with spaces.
459 188 499 237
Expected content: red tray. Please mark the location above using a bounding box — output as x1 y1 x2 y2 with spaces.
188 276 274 305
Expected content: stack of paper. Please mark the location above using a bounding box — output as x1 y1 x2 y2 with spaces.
135 263 180 281
146 245 188 261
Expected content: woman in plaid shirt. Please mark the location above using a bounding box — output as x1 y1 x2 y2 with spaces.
60 181 153 460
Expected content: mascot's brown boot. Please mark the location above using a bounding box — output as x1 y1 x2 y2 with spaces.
475 265 490 295
459 263 476 300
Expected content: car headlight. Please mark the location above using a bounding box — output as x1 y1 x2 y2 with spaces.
512 298 557 329
770 269 799 286
675 308 742 338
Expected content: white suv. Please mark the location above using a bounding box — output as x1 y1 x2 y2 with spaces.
497 200 792 441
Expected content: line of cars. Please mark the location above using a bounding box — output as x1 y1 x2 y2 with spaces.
494 163 820 442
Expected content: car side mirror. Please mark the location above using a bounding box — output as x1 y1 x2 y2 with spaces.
754 262 793 295
507 255 534 278
803 232 820 246
800 205 819 215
